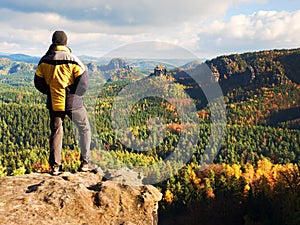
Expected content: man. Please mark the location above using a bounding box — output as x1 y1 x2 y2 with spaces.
34 30 96 175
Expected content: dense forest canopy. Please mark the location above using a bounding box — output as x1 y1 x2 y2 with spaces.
0 48 299 225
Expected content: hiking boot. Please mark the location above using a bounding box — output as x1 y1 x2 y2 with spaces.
51 165 61 176
80 162 98 172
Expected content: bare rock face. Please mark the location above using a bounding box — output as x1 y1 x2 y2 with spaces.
0 172 162 225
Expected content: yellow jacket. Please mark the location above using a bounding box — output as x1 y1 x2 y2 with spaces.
34 45 88 111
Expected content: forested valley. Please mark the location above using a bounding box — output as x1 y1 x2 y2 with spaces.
0 48 300 225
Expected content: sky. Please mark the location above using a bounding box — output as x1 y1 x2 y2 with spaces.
0 0 300 59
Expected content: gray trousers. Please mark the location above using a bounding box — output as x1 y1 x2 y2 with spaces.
49 107 91 167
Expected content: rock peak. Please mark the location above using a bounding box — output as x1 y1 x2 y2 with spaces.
0 172 162 225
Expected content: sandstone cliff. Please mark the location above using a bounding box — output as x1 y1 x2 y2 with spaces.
0 171 162 225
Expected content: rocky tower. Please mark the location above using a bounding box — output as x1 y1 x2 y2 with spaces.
153 64 167 76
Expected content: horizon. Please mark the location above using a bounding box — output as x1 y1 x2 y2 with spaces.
1 46 300 62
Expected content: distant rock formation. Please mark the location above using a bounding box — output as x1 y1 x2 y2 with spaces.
210 63 220 82
202 48 300 93
153 64 167 76
1 48 300 86
0 171 162 225
86 61 99 73
100 58 131 71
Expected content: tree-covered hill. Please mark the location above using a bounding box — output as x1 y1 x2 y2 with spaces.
0 57 145 82
1 47 300 85
0 53 40 63
206 48 300 90
0 58 36 76
172 48 300 128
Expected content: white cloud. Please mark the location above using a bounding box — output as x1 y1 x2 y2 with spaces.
0 1 299 59
0 0 266 27
195 9 300 58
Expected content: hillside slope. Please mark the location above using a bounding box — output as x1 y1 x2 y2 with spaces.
206 48 300 91
171 48 300 128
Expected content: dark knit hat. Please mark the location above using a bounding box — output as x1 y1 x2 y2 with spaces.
52 31 67 45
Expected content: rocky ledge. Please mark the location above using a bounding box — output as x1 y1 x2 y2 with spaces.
0 170 162 225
